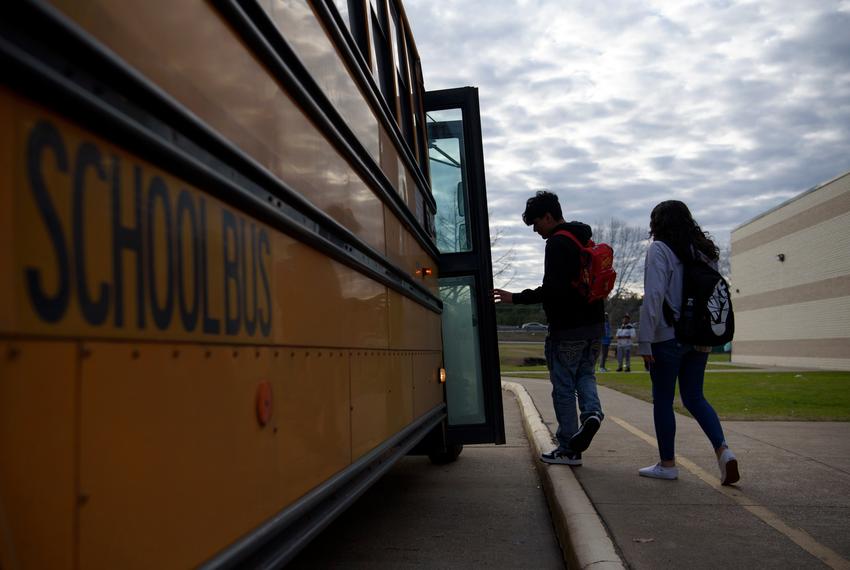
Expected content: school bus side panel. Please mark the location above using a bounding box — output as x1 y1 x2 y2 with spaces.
48 0 388 256
387 292 443 416
385 204 439 297
3 89 391 349
388 291 441 352
0 101 12 328
0 90 419 567
1 0 450 560
350 352 414 460
273 239 389 349
412 351 444 418
78 343 351 570
0 340 77 570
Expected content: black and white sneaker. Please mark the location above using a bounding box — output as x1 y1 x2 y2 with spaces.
568 415 602 453
540 448 582 465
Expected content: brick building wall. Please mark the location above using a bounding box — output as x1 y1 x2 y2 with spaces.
730 171 850 371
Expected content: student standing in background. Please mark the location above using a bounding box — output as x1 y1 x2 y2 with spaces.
615 314 635 372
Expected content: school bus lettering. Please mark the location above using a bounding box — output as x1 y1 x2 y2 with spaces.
25 120 71 323
22 118 273 338
74 141 111 325
146 175 174 330
175 188 200 332
258 226 272 337
113 161 145 329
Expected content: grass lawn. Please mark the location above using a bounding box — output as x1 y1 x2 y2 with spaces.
708 353 731 362
498 341 545 366
595 370 850 421
498 342 850 421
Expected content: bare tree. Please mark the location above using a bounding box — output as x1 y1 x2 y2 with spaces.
490 223 516 289
593 217 648 297
717 241 732 282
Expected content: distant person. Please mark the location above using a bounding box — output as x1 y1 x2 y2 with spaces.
599 312 612 372
493 191 604 466
615 314 636 372
637 200 740 485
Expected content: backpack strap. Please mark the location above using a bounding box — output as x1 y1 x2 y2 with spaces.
658 239 692 265
552 229 584 249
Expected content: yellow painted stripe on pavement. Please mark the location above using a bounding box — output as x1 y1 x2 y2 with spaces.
609 415 850 570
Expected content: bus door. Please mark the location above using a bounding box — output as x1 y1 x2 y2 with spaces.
425 87 505 445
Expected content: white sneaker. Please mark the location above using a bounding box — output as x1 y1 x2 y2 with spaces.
639 463 679 480
718 448 740 486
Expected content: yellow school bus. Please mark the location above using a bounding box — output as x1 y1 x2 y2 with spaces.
0 0 503 567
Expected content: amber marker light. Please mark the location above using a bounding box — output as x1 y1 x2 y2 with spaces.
417 266 433 278
439 368 447 384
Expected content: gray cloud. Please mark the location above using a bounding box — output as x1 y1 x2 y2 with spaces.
407 0 850 290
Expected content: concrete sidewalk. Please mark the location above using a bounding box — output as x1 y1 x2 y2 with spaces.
508 375 850 570
290 390 564 568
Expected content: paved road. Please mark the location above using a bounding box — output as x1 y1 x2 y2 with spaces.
510 375 850 569
289 391 563 568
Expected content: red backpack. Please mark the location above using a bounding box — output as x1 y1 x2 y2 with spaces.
553 230 616 302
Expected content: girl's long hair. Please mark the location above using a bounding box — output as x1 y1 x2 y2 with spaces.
649 200 719 261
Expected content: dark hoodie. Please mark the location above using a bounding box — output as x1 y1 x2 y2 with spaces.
512 221 604 339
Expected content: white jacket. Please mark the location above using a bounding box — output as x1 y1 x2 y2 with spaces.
638 240 717 356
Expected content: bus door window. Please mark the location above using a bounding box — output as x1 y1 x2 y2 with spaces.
426 108 471 253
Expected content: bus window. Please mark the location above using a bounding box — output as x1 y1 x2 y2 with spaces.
427 108 472 253
440 275 486 424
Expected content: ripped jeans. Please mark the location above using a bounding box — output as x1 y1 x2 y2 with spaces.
544 337 604 451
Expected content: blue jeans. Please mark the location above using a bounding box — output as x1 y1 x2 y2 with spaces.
544 337 604 450
650 339 726 461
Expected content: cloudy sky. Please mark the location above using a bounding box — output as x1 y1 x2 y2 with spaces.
405 0 850 292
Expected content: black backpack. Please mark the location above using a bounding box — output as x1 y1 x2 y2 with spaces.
662 243 734 346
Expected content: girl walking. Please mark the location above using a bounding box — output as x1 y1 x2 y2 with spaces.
637 200 740 485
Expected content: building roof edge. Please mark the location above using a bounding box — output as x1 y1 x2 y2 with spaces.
731 170 850 234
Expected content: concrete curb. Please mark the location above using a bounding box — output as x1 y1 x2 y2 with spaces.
502 381 625 570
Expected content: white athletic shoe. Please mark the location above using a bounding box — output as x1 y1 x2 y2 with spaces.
638 463 679 480
718 448 740 486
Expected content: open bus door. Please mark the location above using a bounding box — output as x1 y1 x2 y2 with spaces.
425 87 506 450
